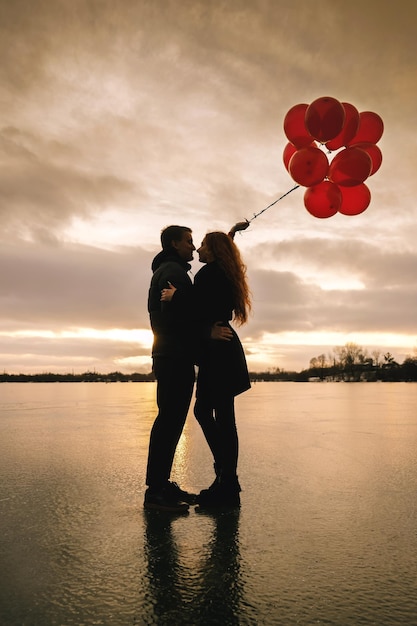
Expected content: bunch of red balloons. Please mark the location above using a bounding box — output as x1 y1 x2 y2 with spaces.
283 97 383 218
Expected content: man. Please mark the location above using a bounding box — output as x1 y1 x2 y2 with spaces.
145 225 232 512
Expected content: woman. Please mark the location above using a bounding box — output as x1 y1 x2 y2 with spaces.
192 229 251 507
161 222 251 506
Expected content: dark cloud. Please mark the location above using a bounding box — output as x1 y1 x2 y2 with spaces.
0 149 134 235
243 235 417 338
0 240 151 328
249 237 417 290
245 271 416 338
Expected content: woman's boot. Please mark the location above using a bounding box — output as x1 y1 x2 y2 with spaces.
196 474 241 508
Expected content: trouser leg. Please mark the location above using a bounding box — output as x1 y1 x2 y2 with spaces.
194 397 223 469
214 397 238 479
146 358 195 488
194 394 238 479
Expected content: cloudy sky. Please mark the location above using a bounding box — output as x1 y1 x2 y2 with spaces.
1 0 416 374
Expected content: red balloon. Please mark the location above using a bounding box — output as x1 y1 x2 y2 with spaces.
326 102 360 150
353 142 382 175
283 103 315 148
288 147 329 187
348 111 384 145
304 181 341 218
305 96 345 143
283 141 316 171
328 147 372 187
338 184 371 215
283 142 298 171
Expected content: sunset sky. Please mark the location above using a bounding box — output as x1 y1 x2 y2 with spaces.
1 0 416 374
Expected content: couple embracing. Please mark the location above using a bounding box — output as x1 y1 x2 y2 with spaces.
144 222 251 512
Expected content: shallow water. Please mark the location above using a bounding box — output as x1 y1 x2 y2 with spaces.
0 382 416 625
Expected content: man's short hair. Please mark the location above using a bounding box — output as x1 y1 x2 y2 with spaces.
160 225 192 251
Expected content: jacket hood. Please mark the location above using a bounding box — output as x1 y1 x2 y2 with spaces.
151 249 191 273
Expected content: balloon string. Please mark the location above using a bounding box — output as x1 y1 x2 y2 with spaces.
248 184 300 222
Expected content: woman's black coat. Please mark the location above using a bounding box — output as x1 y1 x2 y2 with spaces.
194 261 250 403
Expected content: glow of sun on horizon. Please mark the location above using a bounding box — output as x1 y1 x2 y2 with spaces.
0 328 153 348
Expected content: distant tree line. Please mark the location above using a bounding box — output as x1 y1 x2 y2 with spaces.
252 342 417 383
1 343 417 383
304 342 417 382
0 371 156 383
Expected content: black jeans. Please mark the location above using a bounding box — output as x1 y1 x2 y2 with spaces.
194 395 238 480
146 357 195 489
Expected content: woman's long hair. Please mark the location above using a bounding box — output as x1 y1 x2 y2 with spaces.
204 231 251 325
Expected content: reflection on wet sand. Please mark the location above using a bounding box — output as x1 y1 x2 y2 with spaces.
143 507 250 625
